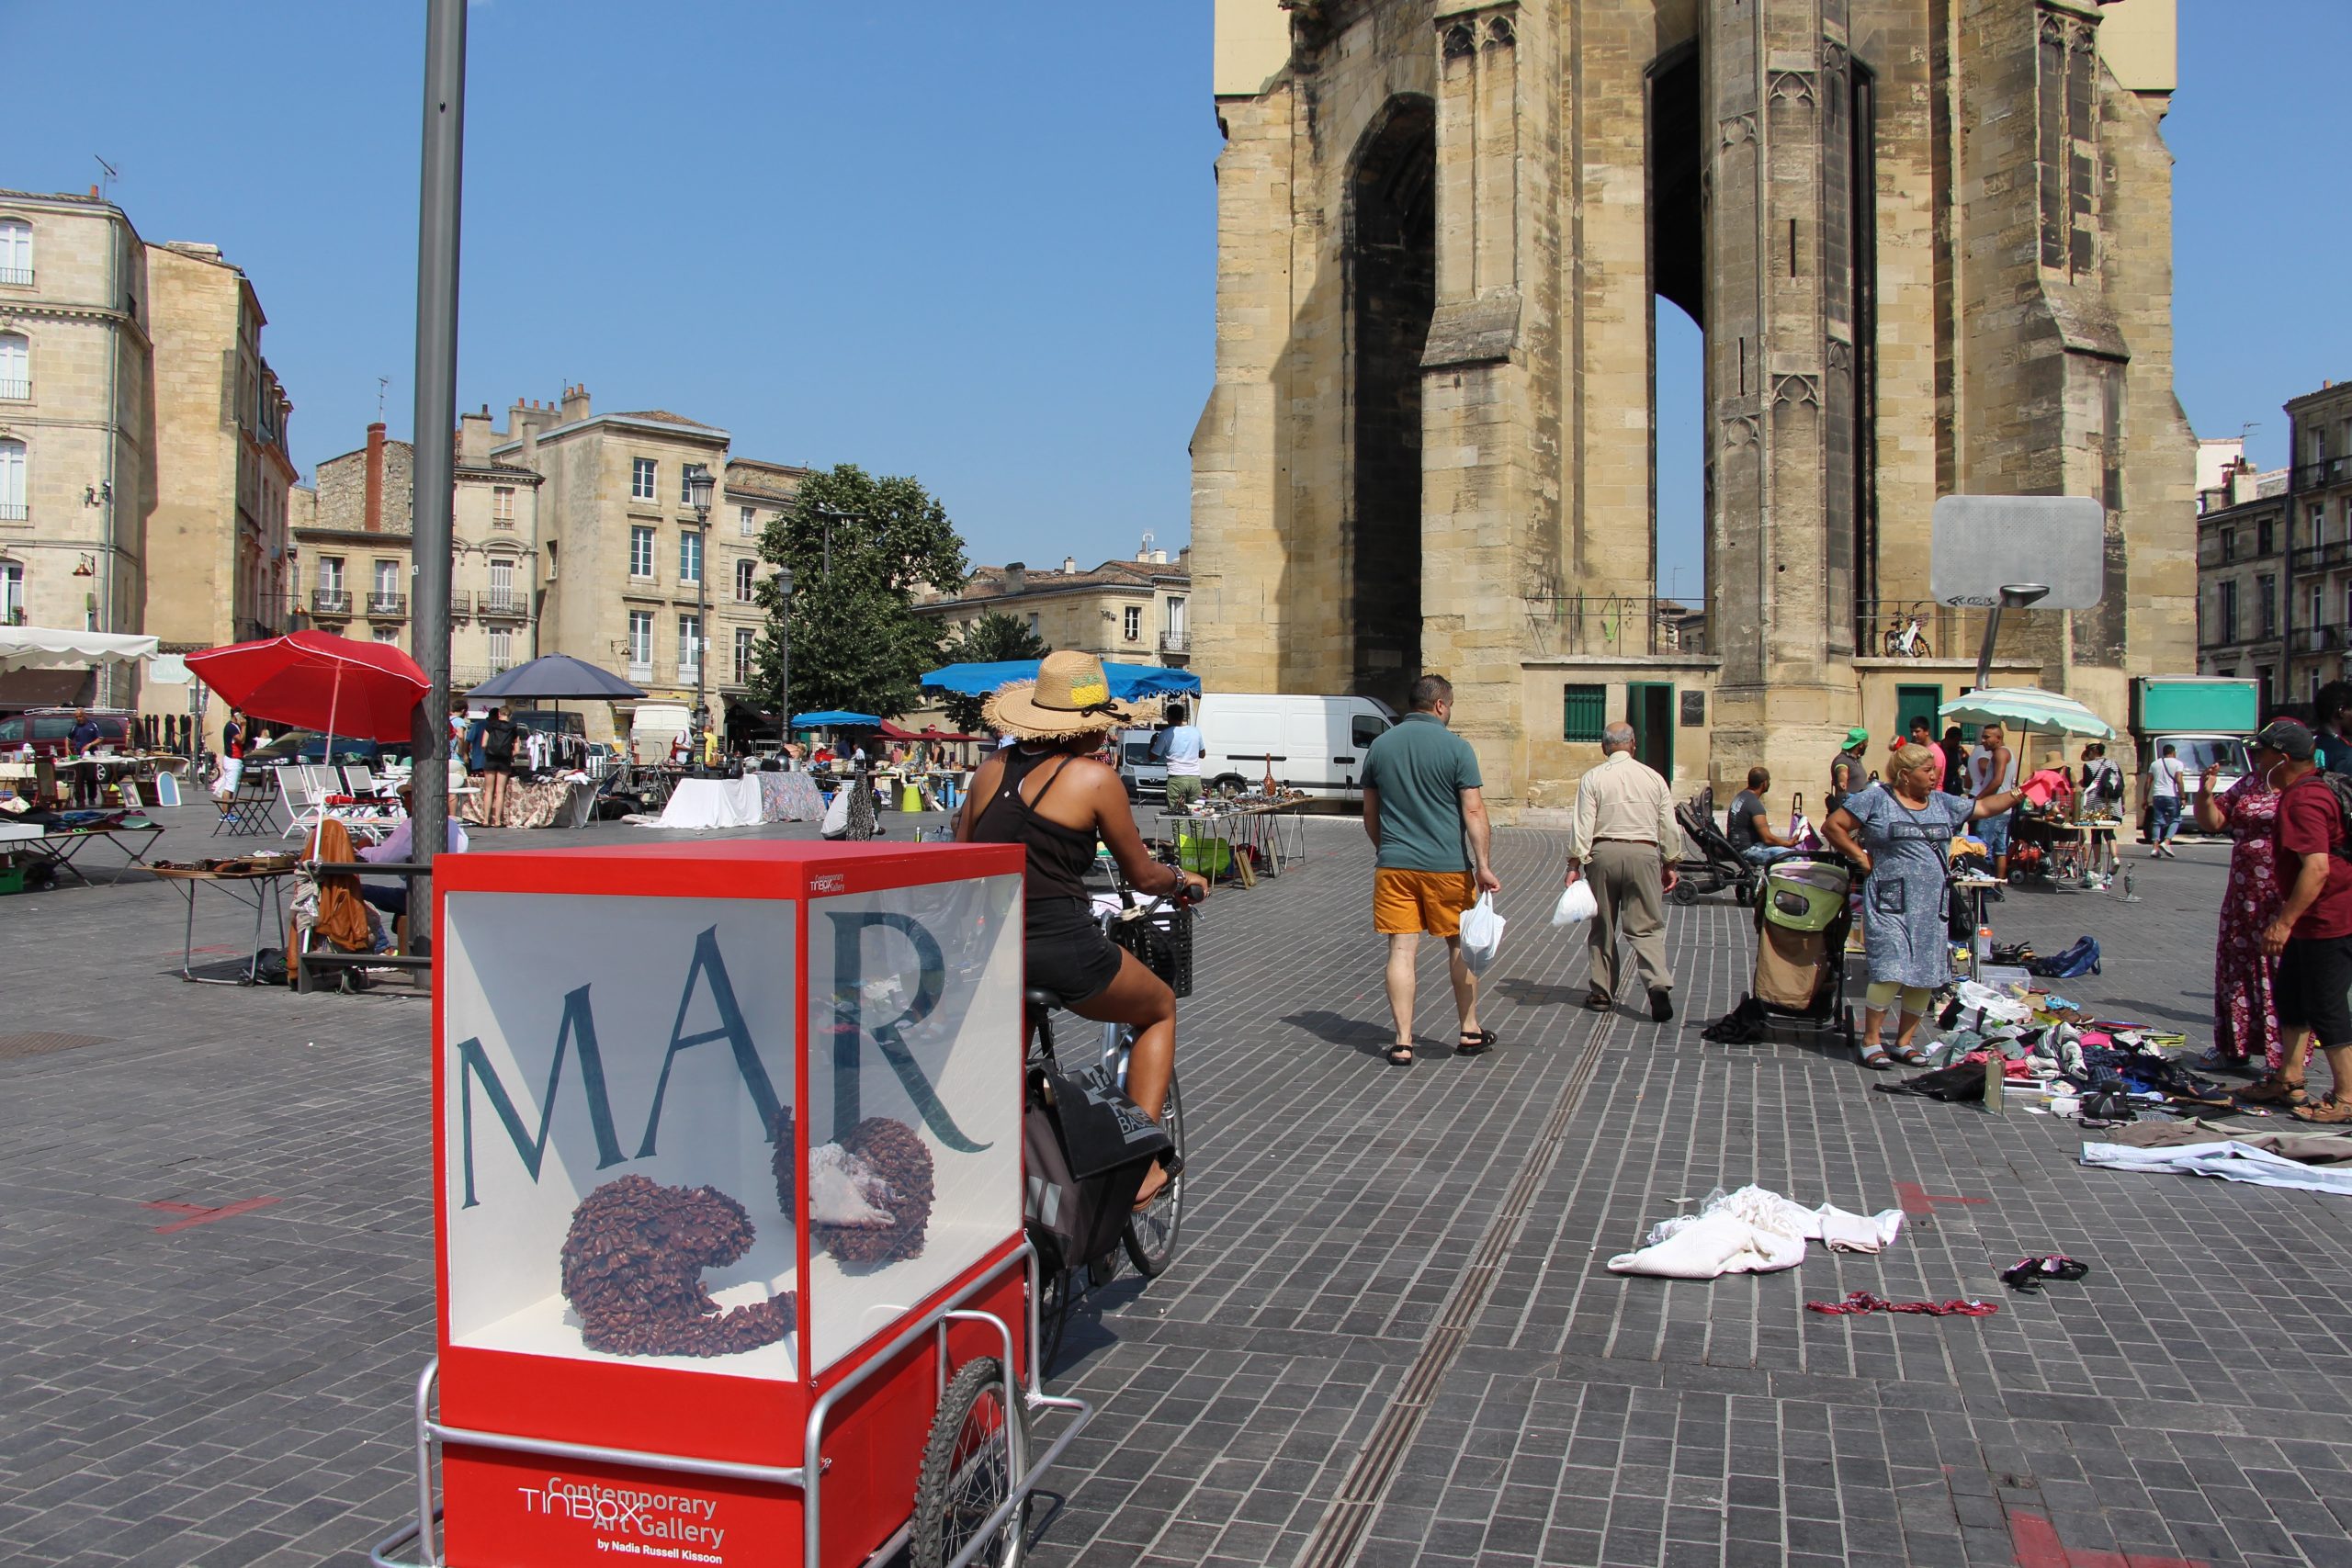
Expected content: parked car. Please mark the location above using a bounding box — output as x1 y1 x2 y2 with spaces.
2137 733 2248 840
0 707 136 758
1117 727 1169 804
242 729 388 768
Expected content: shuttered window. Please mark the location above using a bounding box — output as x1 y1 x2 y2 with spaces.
1563 684 1607 743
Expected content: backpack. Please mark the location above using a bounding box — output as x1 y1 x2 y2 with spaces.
2317 771 2352 861
2093 762 2123 804
2026 936 2101 979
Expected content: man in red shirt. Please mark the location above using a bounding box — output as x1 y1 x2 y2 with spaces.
2246 719 2352 1122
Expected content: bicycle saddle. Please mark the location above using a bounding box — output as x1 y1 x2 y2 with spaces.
1024 987 1070 1015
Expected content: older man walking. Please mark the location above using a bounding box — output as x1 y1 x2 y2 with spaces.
1362 673 1502 1066
1566 722 1681 1021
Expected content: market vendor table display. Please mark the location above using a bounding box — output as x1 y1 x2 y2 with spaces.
1159 795 1309 884
2008 812 2118 890
0 811 165 886
370 840 1087 1568
458 773 596 829
653 774 768 829
149 857 298 984
756 769 825 822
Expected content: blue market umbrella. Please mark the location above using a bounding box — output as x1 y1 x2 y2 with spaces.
791 710 882 728
920 660 1202 699
466 654 646 701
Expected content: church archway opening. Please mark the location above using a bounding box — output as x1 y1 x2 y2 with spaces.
1650 45 1709 644
1346 96 1435 706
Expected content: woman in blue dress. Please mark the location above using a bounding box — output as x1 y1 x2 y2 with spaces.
1823 742 2019 1068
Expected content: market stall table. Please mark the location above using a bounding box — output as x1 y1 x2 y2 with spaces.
2 816 167 886
149 863 295 984
754 769 825 822
458 774 596 829
653 774 767 829
1159 797 1308 884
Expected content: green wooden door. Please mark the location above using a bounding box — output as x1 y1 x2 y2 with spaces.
1626 682 1675 777
1896 683 1943 743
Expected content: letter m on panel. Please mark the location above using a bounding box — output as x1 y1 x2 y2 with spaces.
455 983 627 1207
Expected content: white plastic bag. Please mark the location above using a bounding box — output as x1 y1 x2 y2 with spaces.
1552 880 1599 927
1459 893 1506 973
819 784 853 840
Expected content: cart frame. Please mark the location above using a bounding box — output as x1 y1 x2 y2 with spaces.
369 1241 1089 1568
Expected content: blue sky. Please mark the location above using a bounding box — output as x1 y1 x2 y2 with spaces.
11 2 2347 590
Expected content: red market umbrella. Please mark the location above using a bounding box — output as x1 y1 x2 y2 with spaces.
186 630 430 745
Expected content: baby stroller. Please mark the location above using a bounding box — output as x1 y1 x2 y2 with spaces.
1741 852 1858 1051
1672 784 1761 907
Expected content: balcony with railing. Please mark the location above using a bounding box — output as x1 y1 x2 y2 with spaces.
627 660 654 684
480 590 528 618
311 587 353 615
0 503 27 523
2304 626 2348 654
1159 629 1191 656
0 378 28 400
2293 455 2352 492
0 267 30 288
2291 538 2352 574
447 590 470 616
3 607 26 626
368 591 408 618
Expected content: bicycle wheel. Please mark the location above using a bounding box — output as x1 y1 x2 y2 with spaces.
1122 1071 1184 1277
910 1358 1029 1568
1034 1253 1071 1374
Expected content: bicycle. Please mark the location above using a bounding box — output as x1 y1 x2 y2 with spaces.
1023 868 1195 1370
1883 605 1934 659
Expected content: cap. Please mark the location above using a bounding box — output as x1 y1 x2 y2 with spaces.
2254 718 2315 761
1845 727 1870 747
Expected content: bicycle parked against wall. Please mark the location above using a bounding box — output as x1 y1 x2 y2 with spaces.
1883 605 1935 659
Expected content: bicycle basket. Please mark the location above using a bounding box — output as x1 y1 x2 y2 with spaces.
1110 903 1193 998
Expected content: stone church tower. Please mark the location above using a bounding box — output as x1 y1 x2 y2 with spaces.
1192 0 2194 814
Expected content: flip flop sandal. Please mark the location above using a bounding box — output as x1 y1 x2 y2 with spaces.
1385 1043 1416 1066
1857 1043 1894 1070
2292 1095 2352 1124
1455 1029 1498 1056
1891 1043 1931 1066
1583 994 1614 1012
2236 1077 2308 1108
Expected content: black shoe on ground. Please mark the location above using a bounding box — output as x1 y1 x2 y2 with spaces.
1584 992 1614 1012
1649 988 1674 1023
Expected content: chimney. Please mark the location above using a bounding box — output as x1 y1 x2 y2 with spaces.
560 383 591 423
1062 555 1077 574
364 422 387 533
459 408 492 465
1004 561 1026 595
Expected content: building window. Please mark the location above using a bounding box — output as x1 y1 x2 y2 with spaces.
0 220 29 287
2036 16 2098 276
0 333 26 400
2221 528 2236 563
373 626 401 644
2258 519 2274 557
629 525 656 579
2311 505 2326 551
628 609 654 669
740 504 757 537
678 614 702 673
681 468 699 505
489 626 513 670
319 555 345 592
488 558 514 609
734 626 754 683
375 559 401 595
2218 579 2238 644
0 561 21 623
631 457 657 501
1124 605 1142 641
2257 574 2277 637
1027 612 1040 637
679 529 703 585
492 486 515 525
735 558 755 603
0 437 22 521
1563 683 1607 742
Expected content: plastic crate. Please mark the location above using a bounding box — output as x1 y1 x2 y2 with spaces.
0 862 26 897
1111 902 1193 998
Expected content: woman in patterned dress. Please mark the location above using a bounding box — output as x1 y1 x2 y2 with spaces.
2194 759 2282 1073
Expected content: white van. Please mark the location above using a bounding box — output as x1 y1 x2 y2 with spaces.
1193 694 1396 802
628 702 693 763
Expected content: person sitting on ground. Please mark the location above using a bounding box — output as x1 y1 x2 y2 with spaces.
1726 766 1799 866
1824 741 2018 1070
956 650 1207 1201
356 784 469 924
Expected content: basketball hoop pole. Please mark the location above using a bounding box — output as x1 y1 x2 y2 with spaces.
1973 583 2050 692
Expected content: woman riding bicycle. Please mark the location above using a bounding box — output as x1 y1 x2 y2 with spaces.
956 652 1207 1202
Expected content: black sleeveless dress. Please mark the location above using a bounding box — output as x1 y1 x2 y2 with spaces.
968 748 1125 1003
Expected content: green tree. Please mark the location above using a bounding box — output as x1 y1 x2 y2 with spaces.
750 465 968 721
935 611 1050 732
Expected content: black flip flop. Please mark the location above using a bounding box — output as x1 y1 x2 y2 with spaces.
1385 1043 1416 1066
1456 1030 1498 1056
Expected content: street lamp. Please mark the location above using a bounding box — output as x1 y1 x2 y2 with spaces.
684 463 716 763
775 565 794 740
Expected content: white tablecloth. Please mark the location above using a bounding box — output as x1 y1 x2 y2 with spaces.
655 776 766 829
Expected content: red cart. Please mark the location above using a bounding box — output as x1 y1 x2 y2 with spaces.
371 840 1090 1568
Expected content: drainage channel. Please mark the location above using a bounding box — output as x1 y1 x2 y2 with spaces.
1291 1015 1613 1568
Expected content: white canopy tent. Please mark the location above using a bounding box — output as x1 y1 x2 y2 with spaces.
0 626 162 673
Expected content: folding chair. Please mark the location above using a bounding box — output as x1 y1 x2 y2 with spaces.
344 764 395 799
212 764 280 837
281 766 331 840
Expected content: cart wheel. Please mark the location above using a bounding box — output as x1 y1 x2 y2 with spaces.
1122 1072 1184 1278
1732 880 1753 908
1669 880 1699 906
911 1358 1029 1568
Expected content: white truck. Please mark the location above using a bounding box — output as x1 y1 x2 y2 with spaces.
1182 693 1397 803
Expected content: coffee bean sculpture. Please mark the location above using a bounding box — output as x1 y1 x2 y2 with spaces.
768 1108 935 1265
560 1174 795 1358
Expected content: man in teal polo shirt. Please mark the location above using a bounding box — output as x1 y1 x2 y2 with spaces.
1362 673 1502 1066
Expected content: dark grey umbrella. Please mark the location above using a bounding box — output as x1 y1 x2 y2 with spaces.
465 654 647 701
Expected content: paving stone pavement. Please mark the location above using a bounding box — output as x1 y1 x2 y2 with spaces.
2 807 2347 1567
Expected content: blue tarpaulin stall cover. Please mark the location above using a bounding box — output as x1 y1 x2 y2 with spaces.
790 711 882 727
920 661 1203 699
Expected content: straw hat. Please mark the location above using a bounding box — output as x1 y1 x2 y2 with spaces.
983 650 1136 739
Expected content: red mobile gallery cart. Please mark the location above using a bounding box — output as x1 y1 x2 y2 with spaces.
371 840 1090 1568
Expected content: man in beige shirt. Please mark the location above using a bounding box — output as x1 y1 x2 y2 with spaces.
1564 722 1682 1021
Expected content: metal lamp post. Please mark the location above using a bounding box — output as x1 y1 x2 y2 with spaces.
1972 582 2051 693
775 565 794 746
684 463 716 767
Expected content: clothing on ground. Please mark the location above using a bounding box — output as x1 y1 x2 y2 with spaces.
1606 1185 1905 1278
1360 712 1481 873
1566 750 1679 864
1584 840 1674 997
2277 771 2352 939
2079 1139 2352 1196
2094 1118 2352 1165
1843 782 1974 988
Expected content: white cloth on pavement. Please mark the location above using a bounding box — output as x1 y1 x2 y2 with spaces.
1607 1184 1905 1278
2080 1139 2352 1196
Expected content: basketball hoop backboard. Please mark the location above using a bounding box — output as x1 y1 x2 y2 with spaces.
1928 496 2106 609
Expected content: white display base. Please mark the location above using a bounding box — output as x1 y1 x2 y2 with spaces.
456 1231 802 1378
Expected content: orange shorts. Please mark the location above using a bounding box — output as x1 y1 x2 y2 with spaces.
1374 867 1476 936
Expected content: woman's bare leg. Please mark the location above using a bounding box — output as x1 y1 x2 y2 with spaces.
1069 950 1178 1201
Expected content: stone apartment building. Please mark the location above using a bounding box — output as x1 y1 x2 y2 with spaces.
489 387 803 745
0 187 294 750
2281 381 2352 705
917 545 1193 668
2192 436 2288 706
291 413 546 694
1194 0 2195 814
